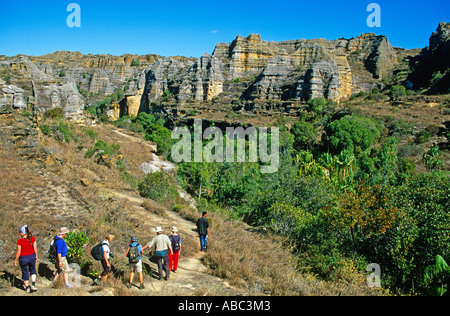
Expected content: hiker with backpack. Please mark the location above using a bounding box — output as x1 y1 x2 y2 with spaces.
100 234 114 283
51 227 73 288
14 225 38 293
90 234 114 285
168 227 181 273
142 227 172 281
125 236 144 290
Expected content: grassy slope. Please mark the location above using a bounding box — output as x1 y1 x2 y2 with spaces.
0 110 386 296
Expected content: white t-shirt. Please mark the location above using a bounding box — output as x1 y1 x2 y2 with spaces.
102 240 110 259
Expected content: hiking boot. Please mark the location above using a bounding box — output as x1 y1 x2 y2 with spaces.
31 285 37 292
25 285 31 293
125 282 132 289
139 283 145 290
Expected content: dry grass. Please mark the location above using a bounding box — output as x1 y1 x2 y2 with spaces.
142 200 167 217
0 113 389 296
0 148 64 263
171 204 383 296
204 215 298 296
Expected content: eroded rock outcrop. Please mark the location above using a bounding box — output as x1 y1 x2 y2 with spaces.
134 32 395 109
179 53 225 102
408 21 450 93
334 33 397 79
0 28 419 122
33 77 85 120
1 85 27 109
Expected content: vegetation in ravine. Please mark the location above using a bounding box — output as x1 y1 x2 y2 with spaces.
140 94 449 295
85 87 449 295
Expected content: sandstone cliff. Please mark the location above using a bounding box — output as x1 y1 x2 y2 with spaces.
137 33 398 113
2 24 449 123
408 21 450 93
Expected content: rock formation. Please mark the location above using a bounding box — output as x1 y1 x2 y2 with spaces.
136 33 397 109
334 33 398 79
2 23 449 122
408 21 450 93
1 85 26 109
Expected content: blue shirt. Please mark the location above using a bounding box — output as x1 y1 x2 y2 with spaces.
54 236 68 257
128 242 142 260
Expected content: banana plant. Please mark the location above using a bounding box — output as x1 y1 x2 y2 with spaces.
422 255 450 296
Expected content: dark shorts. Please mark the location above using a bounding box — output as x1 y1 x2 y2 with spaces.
19 254 36 281
101 259 111 276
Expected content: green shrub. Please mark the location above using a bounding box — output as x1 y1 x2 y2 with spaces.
386 117 413 138
307 97 327 114
65 231 89 264
84 140 120 158
397 158 417 182
138 172 178 203
143 124 173 157
421 255 450 296
391 85 406 100
135 112 156 130
51 121 77 143
44 108 64 120
423 144 444 171
40 121 75 142
426 124 441 136
415 130 431 144
99 113 110 123
324 115 382 155
430 71 444 87
40 124 51 136
392 173 450 290
268 202 315 238
291 121 317 151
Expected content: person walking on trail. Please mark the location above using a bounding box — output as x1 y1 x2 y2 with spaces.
51 227 73 288
196 212 209 252
14 225 38 293
168 227 181 273
143 227 172 281
125 236 144 290
101 234 114 283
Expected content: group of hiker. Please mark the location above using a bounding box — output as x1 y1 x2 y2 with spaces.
13 211 209 293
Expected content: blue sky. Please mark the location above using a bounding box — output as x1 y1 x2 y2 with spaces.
0 0 449 57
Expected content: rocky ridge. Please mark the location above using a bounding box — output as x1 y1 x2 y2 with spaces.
1 23 449 123
409 21 450 93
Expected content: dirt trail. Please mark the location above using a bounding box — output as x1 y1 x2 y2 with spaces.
112 129 157 152
0 186 238 297
102 187 237 296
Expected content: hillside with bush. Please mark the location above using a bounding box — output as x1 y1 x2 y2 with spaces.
0 23 449 296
